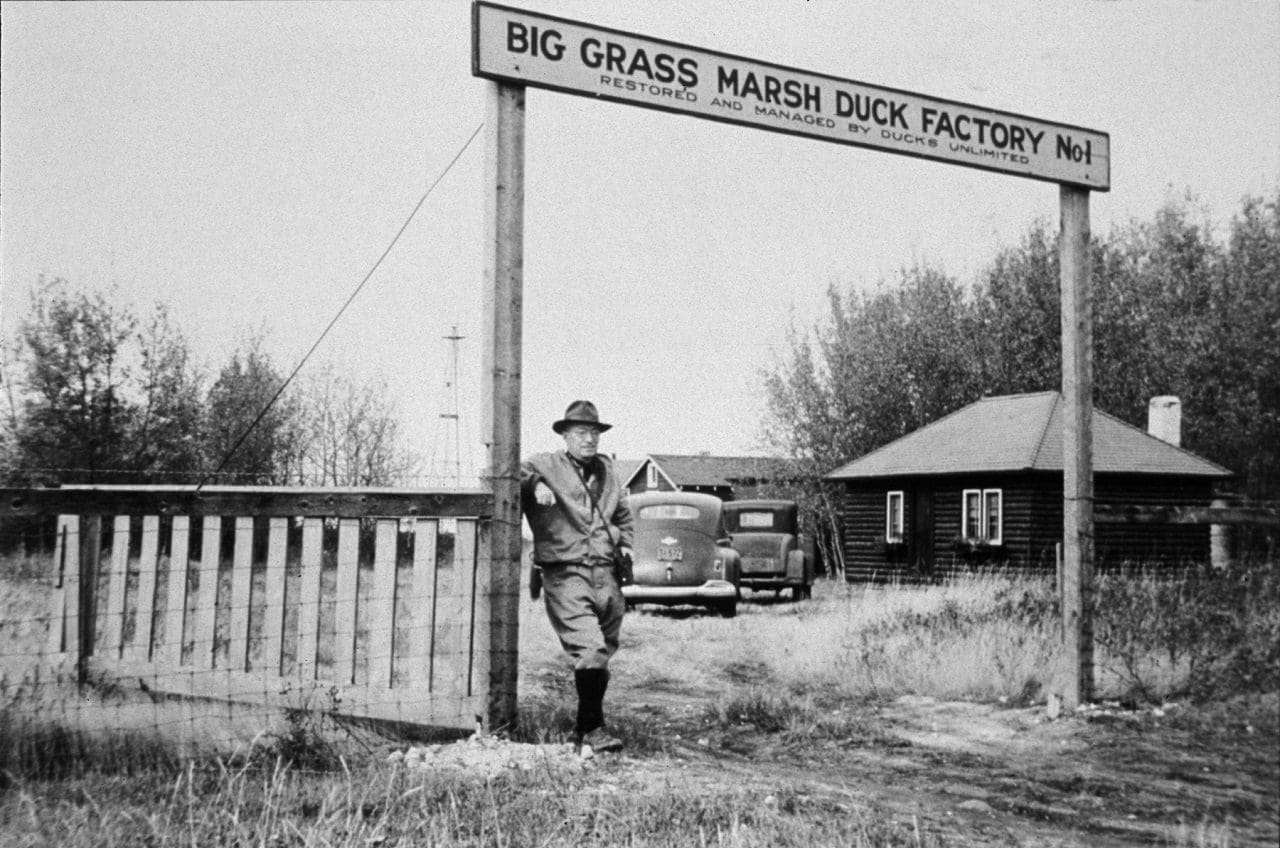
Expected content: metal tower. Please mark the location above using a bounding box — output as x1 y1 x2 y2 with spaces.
431 325 472 487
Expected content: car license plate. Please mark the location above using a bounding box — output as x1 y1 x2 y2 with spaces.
657 545 683 561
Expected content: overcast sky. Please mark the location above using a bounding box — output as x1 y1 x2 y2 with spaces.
3 1 1277 482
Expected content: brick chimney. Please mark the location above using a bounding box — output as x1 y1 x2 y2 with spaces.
1147 396 1181 446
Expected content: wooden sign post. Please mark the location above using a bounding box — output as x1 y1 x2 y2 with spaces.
480 79 525 729
1059 185 1094 708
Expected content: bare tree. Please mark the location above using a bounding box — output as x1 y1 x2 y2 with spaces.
295 364 421 486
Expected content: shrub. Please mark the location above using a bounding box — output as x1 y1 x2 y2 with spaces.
1092 558 1280 702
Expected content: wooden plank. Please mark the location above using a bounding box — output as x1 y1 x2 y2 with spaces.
130 515 160 661
1058 184 1094 710
87 656 481 731
1 486 492 519
159 516 190 668
261 517 288 675
409 519 439 688
471 519 493 715
296 518 323 681
45 516 77 656
77 515 102 683
99 515 131 656
368 519 399 688
429 530 460 695
480 78 525 731
1094 504 1280 526
227 516 253 672
191 516 221 671
436 520 478 701
460 519 481 700
333 518 360 685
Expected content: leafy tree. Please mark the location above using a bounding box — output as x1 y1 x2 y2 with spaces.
202 334 302 484
764 265 980 470
4 280 428 491
2 278 209 485
8 277 138 483
131 304 205 479
970 221 1061 395
1092 201 1224 426
1196 192 1280 507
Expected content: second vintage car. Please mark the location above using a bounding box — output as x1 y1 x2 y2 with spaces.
722 499 814 600
623 491 742 617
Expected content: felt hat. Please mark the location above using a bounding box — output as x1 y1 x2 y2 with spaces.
552 400 612 434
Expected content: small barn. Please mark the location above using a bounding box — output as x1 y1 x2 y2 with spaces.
825 392 1232 582
622 454 804 501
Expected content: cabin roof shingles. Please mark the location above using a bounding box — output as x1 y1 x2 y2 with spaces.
826 391 1232 480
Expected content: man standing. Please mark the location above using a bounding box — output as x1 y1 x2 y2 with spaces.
521 400 633 754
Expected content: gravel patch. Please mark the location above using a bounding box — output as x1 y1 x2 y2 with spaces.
388 733 591 779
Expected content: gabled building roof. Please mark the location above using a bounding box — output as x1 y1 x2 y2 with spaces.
625 454 804 489
825 391 1232 480
611 457 643 485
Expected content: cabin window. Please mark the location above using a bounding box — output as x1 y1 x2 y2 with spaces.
983 490 1003 544
962 488 1003 544
646 463 658 489
885 491 904 542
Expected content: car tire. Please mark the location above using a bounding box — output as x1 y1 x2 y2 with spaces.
715 596 738 618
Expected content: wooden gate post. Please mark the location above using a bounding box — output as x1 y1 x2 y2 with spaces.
1059 184 1094 709
481 80 525 730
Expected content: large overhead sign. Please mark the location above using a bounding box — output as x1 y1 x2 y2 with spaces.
473 3 1110 190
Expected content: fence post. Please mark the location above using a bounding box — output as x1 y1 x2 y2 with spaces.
481 79 525 730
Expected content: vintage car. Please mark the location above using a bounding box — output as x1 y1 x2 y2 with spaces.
623 491 742 617
722 499 813 600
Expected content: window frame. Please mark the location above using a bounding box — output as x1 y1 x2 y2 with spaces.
983 489 1003 545
646 463 658 489
961 488 1003 544
885 490 904 543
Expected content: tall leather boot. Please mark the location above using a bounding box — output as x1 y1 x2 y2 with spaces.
574 668 622 753
573 668 605 737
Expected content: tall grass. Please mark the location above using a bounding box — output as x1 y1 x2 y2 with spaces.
2 553 1275 847
2 760 945 848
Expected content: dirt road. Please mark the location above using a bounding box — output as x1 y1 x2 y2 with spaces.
511 594 1278 848
584 681 1278 847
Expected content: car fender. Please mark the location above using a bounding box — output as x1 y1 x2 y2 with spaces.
720 547 741 586
786 548 808 584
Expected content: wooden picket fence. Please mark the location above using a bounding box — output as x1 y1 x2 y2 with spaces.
6 486 495 733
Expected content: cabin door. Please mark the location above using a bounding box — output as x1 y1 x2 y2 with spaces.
911 487 934 572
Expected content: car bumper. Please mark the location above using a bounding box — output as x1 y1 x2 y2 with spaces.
740 577 801 590
622 579 738 604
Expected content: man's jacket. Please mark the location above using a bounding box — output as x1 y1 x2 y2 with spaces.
521 451 634 566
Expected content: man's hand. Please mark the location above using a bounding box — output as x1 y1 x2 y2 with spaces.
534 481 556 506
619 545 633 561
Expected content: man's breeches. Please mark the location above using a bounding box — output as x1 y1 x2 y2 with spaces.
541 563 625 671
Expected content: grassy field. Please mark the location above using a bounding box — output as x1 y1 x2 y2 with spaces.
2 559 1277 847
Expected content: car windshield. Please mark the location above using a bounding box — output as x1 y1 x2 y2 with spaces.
724 505 796 533
637 504 701 520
